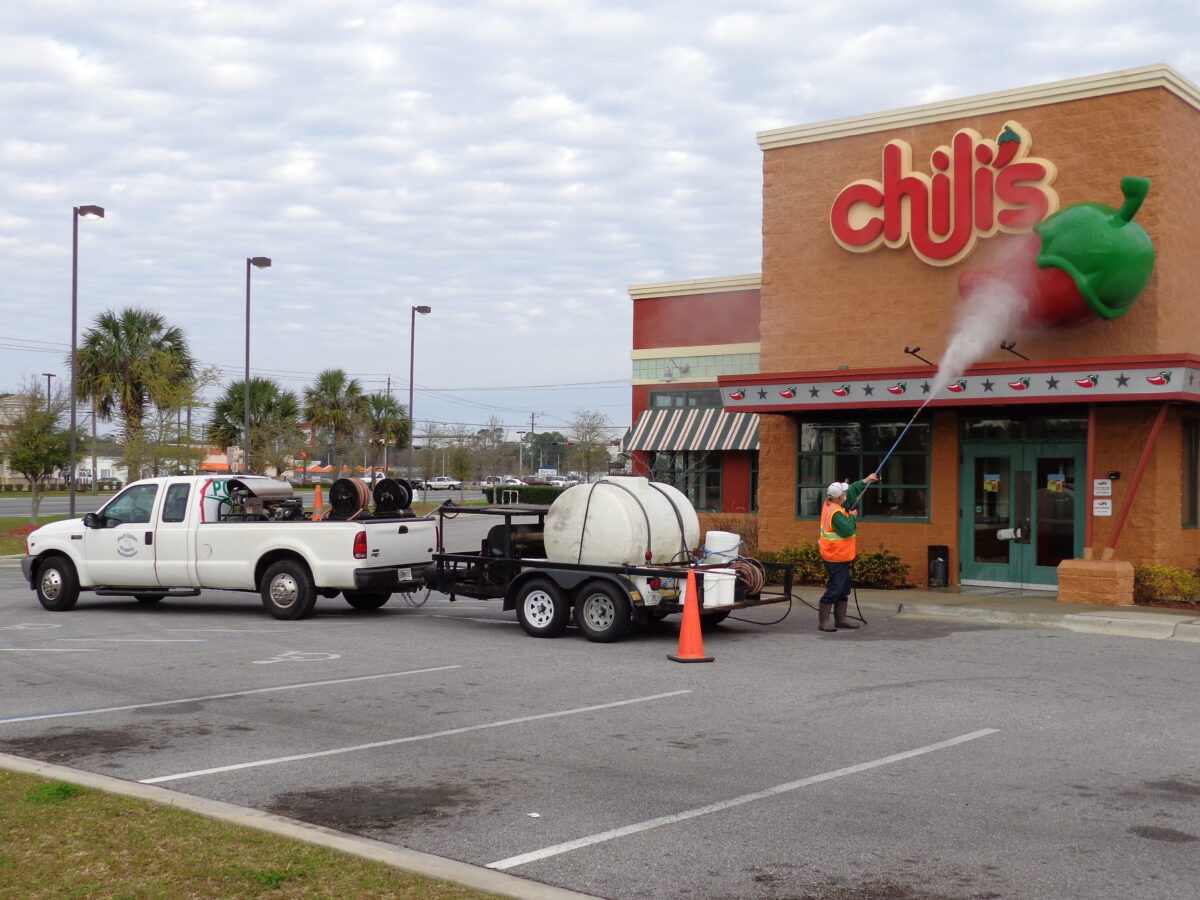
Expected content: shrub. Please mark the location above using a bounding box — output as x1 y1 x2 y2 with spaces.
1133 566 1200 605
759 542 912 589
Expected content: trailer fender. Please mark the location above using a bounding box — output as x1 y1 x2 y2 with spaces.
503 569 638 612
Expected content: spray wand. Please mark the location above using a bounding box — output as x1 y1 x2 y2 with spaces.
847 395 935 512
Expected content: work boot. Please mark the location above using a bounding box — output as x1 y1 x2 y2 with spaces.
818 604 836 632
834 600 860 629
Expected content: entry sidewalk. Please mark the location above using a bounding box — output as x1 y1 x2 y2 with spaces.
5 553 1200 641
846 585 1200 642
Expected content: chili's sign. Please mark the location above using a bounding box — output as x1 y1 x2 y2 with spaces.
829 122 1058 266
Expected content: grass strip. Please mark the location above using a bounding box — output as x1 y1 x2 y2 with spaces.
0 769 507 900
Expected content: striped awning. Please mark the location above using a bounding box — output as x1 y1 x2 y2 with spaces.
625 408 759 452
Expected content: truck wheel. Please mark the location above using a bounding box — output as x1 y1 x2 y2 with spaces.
516 578 569 638
35 556 80 612
574 581 631 643
343 590 390 610
261 560 318 620
134 594 166 604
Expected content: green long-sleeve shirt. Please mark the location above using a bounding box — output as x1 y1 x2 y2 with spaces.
829 480 867 538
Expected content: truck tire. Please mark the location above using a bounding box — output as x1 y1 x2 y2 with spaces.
35 556 80 612
343 590 390 610
516 578 569 638
573 581 631 643
261 560 318 620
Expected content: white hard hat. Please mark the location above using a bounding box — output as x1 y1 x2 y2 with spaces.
827 481 849 499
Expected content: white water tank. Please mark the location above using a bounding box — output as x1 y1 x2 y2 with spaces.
543 475 700 566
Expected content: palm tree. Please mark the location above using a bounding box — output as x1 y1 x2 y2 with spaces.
303 369 368 481
76 307 195 479
207 378 301 475
363 393 410 478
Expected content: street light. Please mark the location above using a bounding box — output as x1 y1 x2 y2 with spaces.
408 305 432 475
244 256 272 474
41 373 55 409
69 204 104 518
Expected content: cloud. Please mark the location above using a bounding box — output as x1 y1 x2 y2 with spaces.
0 0 1196 434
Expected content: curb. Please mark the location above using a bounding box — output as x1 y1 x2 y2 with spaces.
859 599 1200 641
0 754 603 900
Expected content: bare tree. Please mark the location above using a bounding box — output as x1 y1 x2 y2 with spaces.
567 409 613 482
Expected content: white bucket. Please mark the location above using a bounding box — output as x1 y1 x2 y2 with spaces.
681 568 737 608
704 530 742 564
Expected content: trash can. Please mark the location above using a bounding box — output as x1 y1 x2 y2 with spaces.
927 545 950 588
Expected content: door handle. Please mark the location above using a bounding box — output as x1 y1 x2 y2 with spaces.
397 525 408 534
145 532 153 545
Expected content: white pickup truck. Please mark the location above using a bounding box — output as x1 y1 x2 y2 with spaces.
21 475 437 619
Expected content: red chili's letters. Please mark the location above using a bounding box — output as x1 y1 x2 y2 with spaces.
829 122 1058 266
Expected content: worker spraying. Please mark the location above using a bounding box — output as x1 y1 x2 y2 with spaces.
817 472 880 632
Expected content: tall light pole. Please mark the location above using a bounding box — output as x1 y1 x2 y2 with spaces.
408 305 432 475
69 204 104 517
41 373 55 409
244 256 272 474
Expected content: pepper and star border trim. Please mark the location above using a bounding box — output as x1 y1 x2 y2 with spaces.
720 362 1200 412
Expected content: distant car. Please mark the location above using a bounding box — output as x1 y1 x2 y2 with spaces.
429 476 462 490
407 477 426 490
548 477 578 487
523 476 551 486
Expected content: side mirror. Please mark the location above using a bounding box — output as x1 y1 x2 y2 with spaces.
82 513 101 529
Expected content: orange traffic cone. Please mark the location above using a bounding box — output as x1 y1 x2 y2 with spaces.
669 568 714 663
312 483 324 520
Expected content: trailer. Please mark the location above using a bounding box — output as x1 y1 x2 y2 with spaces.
420 501 794 642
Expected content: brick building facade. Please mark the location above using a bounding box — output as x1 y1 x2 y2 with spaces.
632 65 1200 592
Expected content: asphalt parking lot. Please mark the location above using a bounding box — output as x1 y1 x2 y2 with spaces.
3 553 1200 899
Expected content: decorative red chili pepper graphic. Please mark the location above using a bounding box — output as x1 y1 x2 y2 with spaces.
1074 374 1099 389
728 389 745 401
958 178 1156 328
779 387 796 399
1008 378 1030 391
992 124 1021 168
945 379 967 393
832 384 850 397
887 382 907 395
1146 371 1171 386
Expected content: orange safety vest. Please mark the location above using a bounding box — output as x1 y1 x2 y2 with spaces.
818 501 856 562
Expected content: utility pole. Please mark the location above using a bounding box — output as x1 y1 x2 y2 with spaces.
41 373 55 409
528 413 538 475
383 375 391 477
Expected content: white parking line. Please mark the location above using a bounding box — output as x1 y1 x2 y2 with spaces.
57 638 209 643
0 666 461 724
0 648 102 653
487 728 1000 870
139 690 691 785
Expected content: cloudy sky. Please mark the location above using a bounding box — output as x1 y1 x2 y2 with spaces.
2 0 1197 441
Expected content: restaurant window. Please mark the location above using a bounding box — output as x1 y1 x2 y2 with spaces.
648 388 723 409
796 418 930 520
649 450 721 512
1184 418 1199 528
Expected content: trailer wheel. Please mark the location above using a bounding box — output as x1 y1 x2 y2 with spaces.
516 578 569 638
35 556 80 612
261 560 318 620
343 590 390 610
573 581 631 643
700 609 731 628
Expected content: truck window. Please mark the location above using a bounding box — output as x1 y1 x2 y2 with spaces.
161 483 191 523
101 483 160 526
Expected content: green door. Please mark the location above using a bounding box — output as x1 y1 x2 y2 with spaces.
960 441 1085 587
